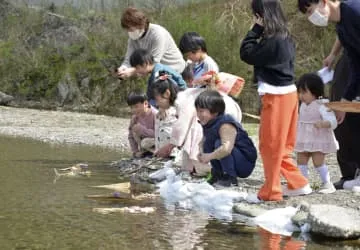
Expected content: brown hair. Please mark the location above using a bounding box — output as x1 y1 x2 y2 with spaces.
121 7 149 29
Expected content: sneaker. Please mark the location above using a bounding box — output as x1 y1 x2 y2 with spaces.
214 174 238 187
318 182 336 194
282 184 312 197
343 168 360 190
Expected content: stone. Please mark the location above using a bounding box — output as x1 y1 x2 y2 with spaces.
0 91 14 105
308 204 360 239
233 203 267 217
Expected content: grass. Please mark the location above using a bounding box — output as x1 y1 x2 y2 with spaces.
0 0 337 114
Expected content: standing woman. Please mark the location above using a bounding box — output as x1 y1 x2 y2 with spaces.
240 0 311 201
117 7 186 79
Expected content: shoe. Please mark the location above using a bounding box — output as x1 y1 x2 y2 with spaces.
318 182 336 194
333 178 347 190
207 169 223 185
343 168 360 190
282 184 312 197
214 174 238 187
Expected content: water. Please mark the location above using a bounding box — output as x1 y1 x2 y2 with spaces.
0 135 359 249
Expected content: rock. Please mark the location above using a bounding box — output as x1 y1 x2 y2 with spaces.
0 91 14 105
93 206 156 215
308 204 360 239
233 203 267 217
291 201 310 227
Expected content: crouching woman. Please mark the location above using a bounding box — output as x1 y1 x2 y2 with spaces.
196 90 257 186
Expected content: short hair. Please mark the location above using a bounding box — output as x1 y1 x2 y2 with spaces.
195 90 225 114
151 77 178 106
179 32 207 54
127 91 148 106
121 7 149 29
129 49 154 67
298 0 320 13
181 63 194 83
296 73 324 98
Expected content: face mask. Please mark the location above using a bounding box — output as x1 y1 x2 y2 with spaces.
128 29 145 40
308 9 328 27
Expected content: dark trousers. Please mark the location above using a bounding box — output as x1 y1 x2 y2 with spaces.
210 139 255 178
331 54 360 179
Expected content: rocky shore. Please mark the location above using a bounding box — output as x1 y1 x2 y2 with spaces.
1 106 360 240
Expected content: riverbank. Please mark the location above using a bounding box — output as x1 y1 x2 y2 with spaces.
0 106 130 150
1 106 359 210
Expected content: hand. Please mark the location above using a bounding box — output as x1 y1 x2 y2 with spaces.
323 54 336 68
314 121 324 129
133 151 143 158
335 111 346 124
254 14 264 26
132 123 143 135
155 143 175 158
117 67 136 79
198 153 212 164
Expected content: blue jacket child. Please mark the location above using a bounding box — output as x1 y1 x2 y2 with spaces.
130 49 186 107
195 90 257 187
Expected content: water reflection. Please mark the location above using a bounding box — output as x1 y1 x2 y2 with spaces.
0 135 359 249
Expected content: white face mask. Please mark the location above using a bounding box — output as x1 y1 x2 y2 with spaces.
128 29 145 40
308 9 329 27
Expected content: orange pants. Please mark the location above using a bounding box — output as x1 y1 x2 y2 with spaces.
258 228 306 250
258 92 308 201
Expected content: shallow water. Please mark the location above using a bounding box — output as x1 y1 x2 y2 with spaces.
0 135 359 249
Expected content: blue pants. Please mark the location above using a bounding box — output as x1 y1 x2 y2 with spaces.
210 139 255 178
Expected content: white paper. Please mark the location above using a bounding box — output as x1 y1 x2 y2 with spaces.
317 67 334 84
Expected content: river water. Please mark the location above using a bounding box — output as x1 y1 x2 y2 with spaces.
1 135 359 249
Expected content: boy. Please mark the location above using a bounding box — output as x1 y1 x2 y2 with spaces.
127 92 157 158
195 90 257 187
129 49 187 107
298 0 360 190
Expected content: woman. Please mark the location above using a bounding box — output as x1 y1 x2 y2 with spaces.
117 7 186 79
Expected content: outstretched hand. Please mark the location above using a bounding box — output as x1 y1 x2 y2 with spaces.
154 143 175 158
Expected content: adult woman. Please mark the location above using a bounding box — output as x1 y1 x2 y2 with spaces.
117 7 186 79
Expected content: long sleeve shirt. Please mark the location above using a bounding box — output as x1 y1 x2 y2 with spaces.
128 107 157 153
121 23 186 74
336 0 360 100
240 24 295 86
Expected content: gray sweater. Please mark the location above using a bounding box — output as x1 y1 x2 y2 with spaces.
121 23 186 73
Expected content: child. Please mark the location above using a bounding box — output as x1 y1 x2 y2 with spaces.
127 92 157 158
152 76 179 154
129 49 187 107
195 90 257 186
179 32 219 87
295 73 338 193
240 0 311 200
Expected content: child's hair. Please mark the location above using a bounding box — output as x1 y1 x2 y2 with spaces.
152 77 178 106
129 49 154 67
296 73 324 98
195 90 225 114
181 63 194 83
127 91 148 106
121 7 149 29
298 0 320 14
251 0 289 38
179 32 207 54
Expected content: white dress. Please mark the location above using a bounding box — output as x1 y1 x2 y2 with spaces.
295 99 339 153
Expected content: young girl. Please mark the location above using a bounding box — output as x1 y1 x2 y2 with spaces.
151 76 179 155
195 90 257 187
295 73 338 194
179 32 219 87
240 0 311 200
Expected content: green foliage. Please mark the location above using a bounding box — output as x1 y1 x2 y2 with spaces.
0 0 337 113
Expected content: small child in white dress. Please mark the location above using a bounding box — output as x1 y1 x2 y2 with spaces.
295 73 339 194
